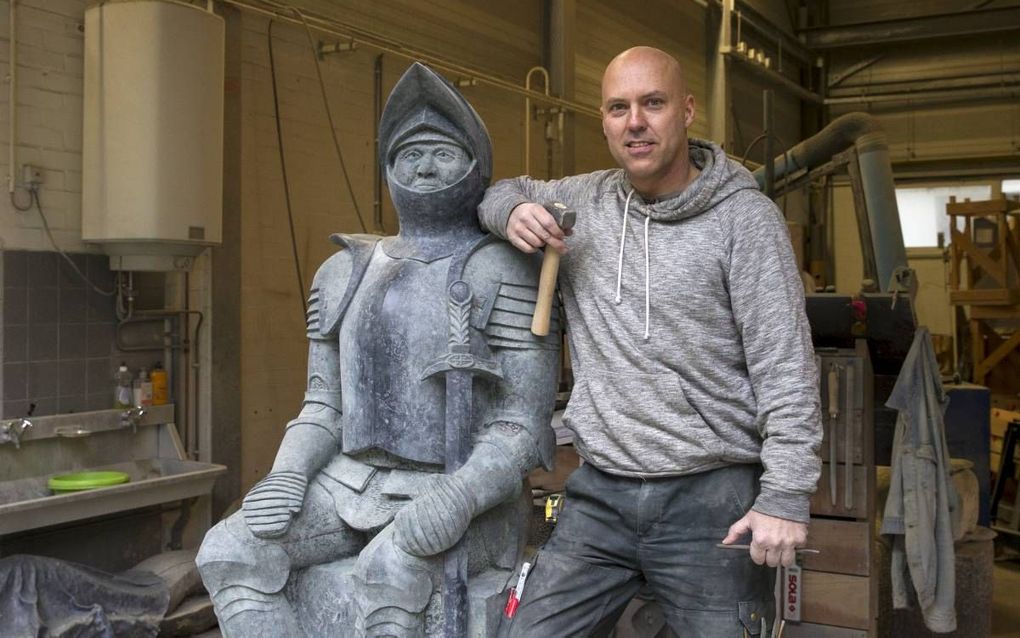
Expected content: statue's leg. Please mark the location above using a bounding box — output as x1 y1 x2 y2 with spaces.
196 477 365 637
352 526 440 638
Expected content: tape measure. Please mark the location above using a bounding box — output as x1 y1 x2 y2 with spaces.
545 494 564 522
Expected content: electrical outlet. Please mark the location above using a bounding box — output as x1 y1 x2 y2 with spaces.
21 164 43 187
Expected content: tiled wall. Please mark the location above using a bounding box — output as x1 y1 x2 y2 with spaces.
0 250 145 418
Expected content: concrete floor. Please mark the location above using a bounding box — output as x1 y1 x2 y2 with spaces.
193 560 1020 637
994 560 1020 637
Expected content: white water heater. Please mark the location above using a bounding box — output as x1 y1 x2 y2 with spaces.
82 0 224 271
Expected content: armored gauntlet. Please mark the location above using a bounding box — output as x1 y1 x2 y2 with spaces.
242 470 308 539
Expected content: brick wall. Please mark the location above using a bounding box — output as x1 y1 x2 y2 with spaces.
0 0 87 253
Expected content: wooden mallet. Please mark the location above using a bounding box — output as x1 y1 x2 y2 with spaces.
531 202 576 336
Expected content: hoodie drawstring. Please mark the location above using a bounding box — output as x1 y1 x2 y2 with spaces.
643 215 650 340
614 189 633 305
614 189 652 341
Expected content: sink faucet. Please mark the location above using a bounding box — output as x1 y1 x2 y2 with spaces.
120 407 147 433
0 419 33 449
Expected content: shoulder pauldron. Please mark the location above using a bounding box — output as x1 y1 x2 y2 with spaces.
306 233 382 341
466 244 562 350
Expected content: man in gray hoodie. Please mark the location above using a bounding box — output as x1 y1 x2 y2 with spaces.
478 46 822 636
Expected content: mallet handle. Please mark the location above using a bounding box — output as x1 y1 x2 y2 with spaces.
532 248 560 336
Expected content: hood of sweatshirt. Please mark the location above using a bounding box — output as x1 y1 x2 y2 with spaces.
623 138 761 221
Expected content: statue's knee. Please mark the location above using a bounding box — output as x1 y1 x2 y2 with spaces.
197 517 248 571
196 515 291 596
351 533 435 628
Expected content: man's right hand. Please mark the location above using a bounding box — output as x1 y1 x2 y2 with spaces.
242 470 308 539
506 202 572 254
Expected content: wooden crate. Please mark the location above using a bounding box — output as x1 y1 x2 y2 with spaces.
798 571 872 631
991 408 1020 473
799 344 877 635
802 519 871 577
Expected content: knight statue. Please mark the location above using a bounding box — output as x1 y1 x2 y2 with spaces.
196 62 561 637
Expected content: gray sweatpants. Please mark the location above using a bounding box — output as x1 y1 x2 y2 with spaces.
502 463 773 637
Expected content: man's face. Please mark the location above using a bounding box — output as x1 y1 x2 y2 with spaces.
600 51 695 196
391 138 471 192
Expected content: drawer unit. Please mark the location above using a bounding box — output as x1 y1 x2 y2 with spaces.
782 341 878 636
810 464 870 519
801 519 871 576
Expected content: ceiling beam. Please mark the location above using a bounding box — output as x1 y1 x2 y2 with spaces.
802 5 1020 49
890 155 1020 181
825 83 1020 106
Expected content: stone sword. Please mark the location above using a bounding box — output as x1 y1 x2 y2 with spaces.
422 280 503 636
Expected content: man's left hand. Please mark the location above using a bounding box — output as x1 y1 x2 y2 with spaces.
721 510 807 567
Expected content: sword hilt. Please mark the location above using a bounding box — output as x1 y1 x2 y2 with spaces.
421 280 504 381
448 281 472 349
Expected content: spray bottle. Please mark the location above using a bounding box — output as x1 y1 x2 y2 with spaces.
114 363 133 409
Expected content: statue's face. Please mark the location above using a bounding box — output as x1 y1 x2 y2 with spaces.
391 138 471 192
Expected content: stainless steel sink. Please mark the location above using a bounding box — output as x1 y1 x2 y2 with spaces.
0 406 225 537
0 458 225 535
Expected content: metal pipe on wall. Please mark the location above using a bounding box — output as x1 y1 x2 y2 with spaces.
855 132 908 292
708 0 733 149
524 67 550 176
752 112 910 293
8 0 17 193
833 69 1020 92
753 112 879 186
825 83 1020 106
220 0 601 120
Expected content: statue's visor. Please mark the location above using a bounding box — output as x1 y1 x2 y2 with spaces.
387 111 471 162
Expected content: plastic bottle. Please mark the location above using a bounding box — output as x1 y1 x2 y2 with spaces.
151 363 168 406
139 368 153 407
114 363 133 409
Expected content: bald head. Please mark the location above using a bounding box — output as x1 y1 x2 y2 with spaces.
602 46 688 102
599 46 697 197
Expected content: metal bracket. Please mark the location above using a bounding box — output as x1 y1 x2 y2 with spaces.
318 39 356 58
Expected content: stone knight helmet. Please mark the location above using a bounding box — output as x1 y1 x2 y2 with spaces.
379 63 493 239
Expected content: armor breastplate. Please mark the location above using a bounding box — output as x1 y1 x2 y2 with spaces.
339 243 485 464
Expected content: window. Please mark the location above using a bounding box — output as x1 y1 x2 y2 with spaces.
1003 179 1020 200
895 185 993 248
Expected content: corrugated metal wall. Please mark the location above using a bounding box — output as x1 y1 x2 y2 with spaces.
232 0 804 485
826 1 1020 163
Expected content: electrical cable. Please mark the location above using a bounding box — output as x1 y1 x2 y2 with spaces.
292 6 368 234
267 19 308 317
739 133 768 168
26 187 117 297
740 133 792 216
